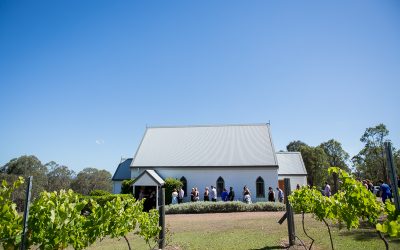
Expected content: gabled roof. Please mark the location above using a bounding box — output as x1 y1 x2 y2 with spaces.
131 124 278 167
132 170 165 186
112 158 132 181
276 152 307 175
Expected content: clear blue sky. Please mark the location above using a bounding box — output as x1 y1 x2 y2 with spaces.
1 1 399 174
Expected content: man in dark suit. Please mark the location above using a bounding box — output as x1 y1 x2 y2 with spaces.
228 187 235 201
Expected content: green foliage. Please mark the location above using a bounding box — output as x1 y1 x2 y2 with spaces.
70 168 112 195
121 179 135 194
289 167 384 249
28 189 89 250
286 140 308 152
299 145 329 187
164 178 183 205
0 177 24 250
45 161 75 192
328 167 383 229
376 202 400 237
353 123 390 183
83 194 133 206
165 201 285 214
89 189 111 196
1 155 48 203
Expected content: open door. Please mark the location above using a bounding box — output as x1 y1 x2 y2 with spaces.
278 180 285 192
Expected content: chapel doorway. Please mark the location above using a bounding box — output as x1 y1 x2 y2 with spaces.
135 185 157 212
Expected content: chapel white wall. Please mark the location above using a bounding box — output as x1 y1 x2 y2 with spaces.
278 175 307 191
131 167 278 202
113 181 122 194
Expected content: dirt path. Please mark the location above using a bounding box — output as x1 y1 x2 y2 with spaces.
166 211 285 223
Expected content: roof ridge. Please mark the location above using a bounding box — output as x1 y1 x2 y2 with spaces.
146 123 270 129
276 151 301 154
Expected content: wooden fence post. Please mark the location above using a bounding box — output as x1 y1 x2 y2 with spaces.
158 186 165 249
284 178 295 246
20 176 32 250
385 141 400 212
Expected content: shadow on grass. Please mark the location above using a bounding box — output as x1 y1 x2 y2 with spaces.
338 229 400 245
250 246 287 250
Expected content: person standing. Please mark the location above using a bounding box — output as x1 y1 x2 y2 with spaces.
178 187 184 204
204 187 210 201
243 187 252 204
379 180 392 204
171 189 178 205
221 188 229 201
268 187 275 202
190 188 195 202
211 185 217 202
276 187 284 203
324 182 331 197
194 187 200 201
228 187 235 201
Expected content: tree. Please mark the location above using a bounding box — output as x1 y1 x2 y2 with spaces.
45 161 75 192
354 124 390 182
71 168 112 195
286 140 308 152
319 139 350 193
299 145 329 187
0 155 48 204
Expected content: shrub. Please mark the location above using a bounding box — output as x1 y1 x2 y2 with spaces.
89 189 111 196
165 201 285 214
121 179 135 194
164 178 182 205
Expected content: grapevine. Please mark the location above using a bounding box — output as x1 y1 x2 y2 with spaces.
0 177 24 250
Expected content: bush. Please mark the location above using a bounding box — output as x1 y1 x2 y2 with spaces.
121 179 135 194
89 189 111 196
164 178 182 205
165 201 285 214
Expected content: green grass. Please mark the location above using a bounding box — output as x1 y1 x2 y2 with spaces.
77 212 400 249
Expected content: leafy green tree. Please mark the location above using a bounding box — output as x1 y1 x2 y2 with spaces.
286 140 308 152
70 168 112 195
320 139 350 193
0 155 48 206
353 124 390 182
299 145 329 187
45 161 75 192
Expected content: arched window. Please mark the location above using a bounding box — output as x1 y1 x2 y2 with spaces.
256 176 265 198
180 176 187 197
216 176 225 197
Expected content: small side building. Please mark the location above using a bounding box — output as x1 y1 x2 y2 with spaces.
276 152 308 191
111 158 132 194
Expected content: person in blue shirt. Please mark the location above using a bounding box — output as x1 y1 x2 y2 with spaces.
221 188 229 201
379 180 392 204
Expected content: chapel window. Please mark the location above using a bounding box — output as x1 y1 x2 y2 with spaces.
180 176 187 197
256 176 265 198
216 176 225 197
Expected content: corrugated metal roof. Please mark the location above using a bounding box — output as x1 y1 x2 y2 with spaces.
112 158 132 180
276 152 307 175
131 124 277 167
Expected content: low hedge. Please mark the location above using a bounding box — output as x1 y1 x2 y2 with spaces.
165 201 285 214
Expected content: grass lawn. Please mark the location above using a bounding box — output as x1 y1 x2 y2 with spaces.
82 211 399 250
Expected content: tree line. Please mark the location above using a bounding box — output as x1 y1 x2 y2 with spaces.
286 123 400 191
0 155 112 209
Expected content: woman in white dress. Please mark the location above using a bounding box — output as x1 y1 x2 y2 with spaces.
171 188 179 204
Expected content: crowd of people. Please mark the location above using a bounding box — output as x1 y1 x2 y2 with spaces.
171 185 290 205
